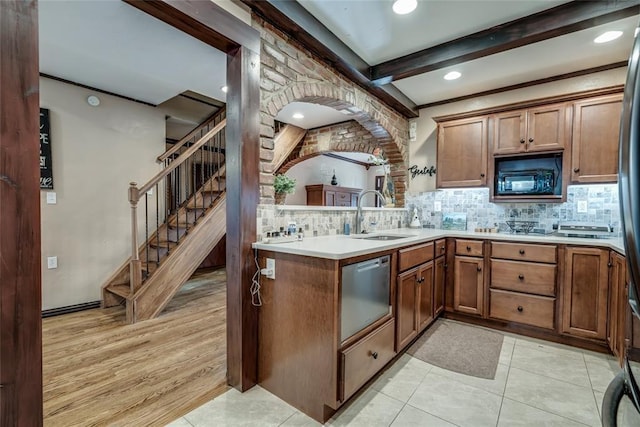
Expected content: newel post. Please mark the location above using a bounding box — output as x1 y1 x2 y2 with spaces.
129 182 142 299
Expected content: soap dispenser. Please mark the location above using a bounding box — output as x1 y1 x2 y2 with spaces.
409 207 422 229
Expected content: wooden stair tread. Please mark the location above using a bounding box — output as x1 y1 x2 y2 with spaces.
106 284 132 299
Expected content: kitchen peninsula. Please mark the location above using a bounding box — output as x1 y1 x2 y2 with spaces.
253 229 634 423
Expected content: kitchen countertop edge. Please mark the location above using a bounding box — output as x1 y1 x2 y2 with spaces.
252 229 625 260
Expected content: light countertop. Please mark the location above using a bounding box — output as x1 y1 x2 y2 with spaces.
252 228 625 260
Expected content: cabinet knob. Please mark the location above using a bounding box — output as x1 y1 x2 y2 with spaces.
528 138 534 143
573 168 580 173
466 246 471 251
440 246 445 252
444 264 448 269
519 249 525 255
480 173 485 178
477 266 482 272
520 139 525 144
371 351 378 360
517 306 524 312
608 262 612 268
518 274 524 280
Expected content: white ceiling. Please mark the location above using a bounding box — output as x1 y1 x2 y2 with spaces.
298 0 639 107
38 0 227 106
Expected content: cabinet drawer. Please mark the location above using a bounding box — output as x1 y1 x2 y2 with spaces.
435 239 447 257
490 260 556 297
341 319 395 401
491 242 556 264
456 239 483 257
490 289 555 330
336 192 350 201
399 242 434 271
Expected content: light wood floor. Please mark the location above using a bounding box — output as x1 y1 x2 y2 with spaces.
42 268 228 427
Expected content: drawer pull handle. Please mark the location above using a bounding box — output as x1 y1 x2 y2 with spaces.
371 351 378 360
518 274 524 280
466 246 471 251
519 249 525 255
517 306 523 312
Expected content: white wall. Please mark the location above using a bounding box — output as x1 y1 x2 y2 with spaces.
40 77 165 310
408 67 628 194
284 155 380 206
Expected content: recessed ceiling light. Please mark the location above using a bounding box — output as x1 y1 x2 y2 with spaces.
392 0 417 15
594 31 623 44
221 86 228 93
444 71 461 81
292 112 304 119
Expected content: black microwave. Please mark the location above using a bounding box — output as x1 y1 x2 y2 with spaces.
496 169 555 195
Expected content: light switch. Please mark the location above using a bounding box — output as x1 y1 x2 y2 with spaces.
577 200 588 213
434 201 442 212
47 256 58 269
46 192 57 204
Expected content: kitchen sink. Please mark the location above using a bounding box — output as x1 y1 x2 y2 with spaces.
351 233 414 241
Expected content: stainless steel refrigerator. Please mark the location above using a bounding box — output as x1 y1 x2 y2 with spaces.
603 20 640 427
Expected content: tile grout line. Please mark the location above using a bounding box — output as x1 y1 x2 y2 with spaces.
494 339 515 427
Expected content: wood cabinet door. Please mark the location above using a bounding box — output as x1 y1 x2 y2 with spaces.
562 247 609 340
396 267 419 350
571 94 623 183
437 116 488 188
417 262 435 332
608 251 626 362
325 190 336 206
434 256 446 318
493 110 526 155
526 103 566 153
453 256 484 316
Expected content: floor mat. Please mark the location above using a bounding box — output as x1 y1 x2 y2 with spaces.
407 319 504 379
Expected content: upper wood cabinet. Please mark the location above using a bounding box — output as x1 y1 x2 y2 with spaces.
437 116 488 188
493 103 567 155
571 94 623 183
562 247 609 340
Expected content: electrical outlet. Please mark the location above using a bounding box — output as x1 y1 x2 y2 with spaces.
434 201 442 212
265 258 275 279
577 200 588 213
46 192 57 204
47 256 58 269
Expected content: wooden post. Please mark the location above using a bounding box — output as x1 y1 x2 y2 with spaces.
129 182 141 295
0 0 43 424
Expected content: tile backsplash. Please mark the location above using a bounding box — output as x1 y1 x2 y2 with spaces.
256 184 621 239
406 184 621 235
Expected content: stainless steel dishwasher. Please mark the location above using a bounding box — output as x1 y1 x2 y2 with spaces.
341 255 391 342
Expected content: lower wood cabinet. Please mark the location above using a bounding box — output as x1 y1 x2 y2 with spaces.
562 247 609 340
608 251 628 365
453 256 484 316
340 319 395 401
397 261 434 350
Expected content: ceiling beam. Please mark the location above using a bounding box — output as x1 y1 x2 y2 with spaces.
370 0 640 84
239 0 418 118
322 153 373 169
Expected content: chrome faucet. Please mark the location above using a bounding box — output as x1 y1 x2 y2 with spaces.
355 190 386 234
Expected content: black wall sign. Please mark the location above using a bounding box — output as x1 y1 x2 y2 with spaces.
40 108 53 189
409 164 436 179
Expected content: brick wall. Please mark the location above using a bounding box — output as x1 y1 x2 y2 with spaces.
254 17 409 206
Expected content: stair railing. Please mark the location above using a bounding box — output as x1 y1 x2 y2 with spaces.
127 118 226 294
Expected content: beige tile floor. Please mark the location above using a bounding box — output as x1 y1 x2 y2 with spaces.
167 321 640 427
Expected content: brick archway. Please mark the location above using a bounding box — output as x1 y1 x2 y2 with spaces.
257 18 409 207
262 90 408 206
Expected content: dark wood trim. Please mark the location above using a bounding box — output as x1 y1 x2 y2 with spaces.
240 0 418 118
322 153 371 169
123 0 260 54
371 1 640 83
417 61 628 110
433 85 625 122
42 301 102 318
0 0 43 424
178 93 225 109
225 46 261 391
40 73 157 107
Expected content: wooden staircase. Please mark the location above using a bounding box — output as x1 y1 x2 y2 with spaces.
101 110 227 323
